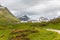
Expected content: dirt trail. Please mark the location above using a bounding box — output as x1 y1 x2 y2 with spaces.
46 29 60 34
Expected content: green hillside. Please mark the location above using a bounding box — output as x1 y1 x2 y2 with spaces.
0 5 20 29
0 7 20 22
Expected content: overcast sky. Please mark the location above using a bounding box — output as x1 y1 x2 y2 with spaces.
0 0 60 20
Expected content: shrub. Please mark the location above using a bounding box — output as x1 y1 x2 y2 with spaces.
40 22 47 27
49 18 60 24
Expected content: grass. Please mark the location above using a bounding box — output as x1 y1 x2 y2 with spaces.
16 22 60 30
29 29 60 40
0 7 20 23
0 29 11 40
44 23 60 30
0 28 60 40
0 6 60 40
0 7 20 29
0 22 60 40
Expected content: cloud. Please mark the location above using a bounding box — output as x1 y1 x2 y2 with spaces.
26 0 60 13
0 0 60 19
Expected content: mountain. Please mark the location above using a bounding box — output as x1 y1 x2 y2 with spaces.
19 15 30 21
39 17 48 22
0 5 20 25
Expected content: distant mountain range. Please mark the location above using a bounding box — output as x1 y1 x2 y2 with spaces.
18 15 48 22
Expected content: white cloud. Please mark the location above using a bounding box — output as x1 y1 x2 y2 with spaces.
57 11 60 16
0 0 60 19
26 0 60 13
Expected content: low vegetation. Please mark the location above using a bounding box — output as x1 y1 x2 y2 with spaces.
0 28 60 40
0 6 60 40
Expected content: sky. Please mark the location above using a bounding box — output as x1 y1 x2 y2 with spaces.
0 0 60 20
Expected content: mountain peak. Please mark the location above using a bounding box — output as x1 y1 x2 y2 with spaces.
19 15 30 21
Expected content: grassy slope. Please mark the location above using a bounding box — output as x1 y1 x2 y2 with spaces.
0 21 59 40
0 22 60 40
29 28 60 40
13 23 60 40
0 6 20 40
0 28 60 40
44 23 60 30
17 23 60 30
0 7 20 22
0 7 20 29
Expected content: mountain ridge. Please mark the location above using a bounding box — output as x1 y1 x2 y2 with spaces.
0 5 20 25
